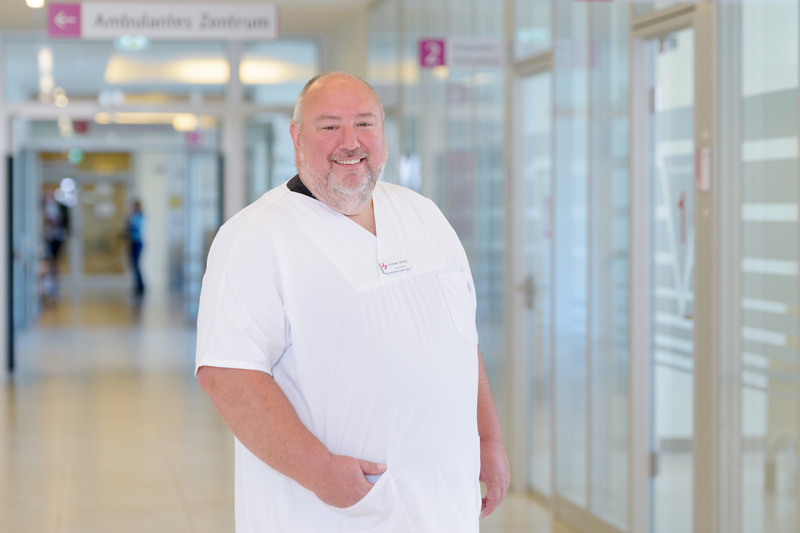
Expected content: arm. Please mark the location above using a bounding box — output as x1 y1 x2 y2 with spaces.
197 365 385 507
477 347 510 518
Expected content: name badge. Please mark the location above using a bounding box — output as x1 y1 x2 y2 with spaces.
380 259 411 274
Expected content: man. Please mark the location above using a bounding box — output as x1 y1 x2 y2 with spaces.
196 72 509 532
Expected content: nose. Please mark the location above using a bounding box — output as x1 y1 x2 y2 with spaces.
338 123 360 152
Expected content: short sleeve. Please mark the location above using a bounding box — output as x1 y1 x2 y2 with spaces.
195 220 288 376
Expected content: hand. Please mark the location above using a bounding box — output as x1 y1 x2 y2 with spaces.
313 454 387 509
479 438 510 518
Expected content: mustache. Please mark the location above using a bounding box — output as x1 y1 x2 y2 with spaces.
328 151 369 162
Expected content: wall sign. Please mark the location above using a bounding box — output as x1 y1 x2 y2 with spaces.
419 39 446 68
448 38 505 69
49 4 82 39
48 3 280 40
418 37 505 69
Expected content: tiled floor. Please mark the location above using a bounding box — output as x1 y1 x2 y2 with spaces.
1 289 571 532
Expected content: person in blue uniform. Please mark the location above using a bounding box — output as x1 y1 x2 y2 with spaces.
127 200 145 297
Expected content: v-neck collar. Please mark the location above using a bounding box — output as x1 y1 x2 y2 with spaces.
283 181 445 290
287 174 316 199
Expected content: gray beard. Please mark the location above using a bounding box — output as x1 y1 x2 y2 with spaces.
298 150 385 214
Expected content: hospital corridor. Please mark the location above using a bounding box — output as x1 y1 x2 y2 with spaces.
1 0 799 532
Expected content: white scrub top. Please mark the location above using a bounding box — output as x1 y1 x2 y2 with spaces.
196 180 481 532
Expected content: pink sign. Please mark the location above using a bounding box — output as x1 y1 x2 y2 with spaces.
419 39 446 68
48 4 81 39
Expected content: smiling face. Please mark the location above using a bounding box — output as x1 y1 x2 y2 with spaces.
290 74 388 215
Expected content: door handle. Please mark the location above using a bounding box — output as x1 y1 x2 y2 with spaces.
518 275 535 310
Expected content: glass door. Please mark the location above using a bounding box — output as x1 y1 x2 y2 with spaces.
519 70 554 498
647 27 695 533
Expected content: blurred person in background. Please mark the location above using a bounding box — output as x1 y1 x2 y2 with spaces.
126 200 145 297
42 194 69 305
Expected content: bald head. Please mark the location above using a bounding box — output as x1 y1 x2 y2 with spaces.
288 71 388 216
293 72 385 128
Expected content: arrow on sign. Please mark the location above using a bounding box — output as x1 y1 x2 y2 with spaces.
53 10 77 29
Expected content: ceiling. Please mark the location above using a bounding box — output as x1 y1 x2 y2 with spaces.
0 0 376 34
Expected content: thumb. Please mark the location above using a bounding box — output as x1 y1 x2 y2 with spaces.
357 459 387 476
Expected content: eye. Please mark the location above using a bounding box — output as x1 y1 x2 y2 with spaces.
358 122 374 127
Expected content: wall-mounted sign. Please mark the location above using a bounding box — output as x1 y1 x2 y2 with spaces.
48 3 280 40
49 4 82 39
419 39 446 68
448 38 505 69
418 37 505 69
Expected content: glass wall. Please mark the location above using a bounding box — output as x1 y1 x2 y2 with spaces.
553 0 590 507
367 0 507 397
512 1 630 529
364 1 800 532
590 6 630 529
720 2 799 532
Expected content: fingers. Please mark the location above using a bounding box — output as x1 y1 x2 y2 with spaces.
481 483 502 518
357 459 387 476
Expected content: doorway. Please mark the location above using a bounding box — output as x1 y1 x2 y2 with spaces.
631 17 696 533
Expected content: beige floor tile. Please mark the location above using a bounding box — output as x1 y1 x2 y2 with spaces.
4 291 571 533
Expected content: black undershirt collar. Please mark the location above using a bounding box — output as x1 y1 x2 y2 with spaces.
287 174 316 200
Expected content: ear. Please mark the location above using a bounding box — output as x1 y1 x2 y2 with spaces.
290 121 301 152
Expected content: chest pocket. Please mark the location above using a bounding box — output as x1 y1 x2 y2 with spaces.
438 272 479 345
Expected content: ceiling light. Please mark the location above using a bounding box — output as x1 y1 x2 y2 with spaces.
58 116 74 138
401 61 420 84
67 149 84 165
37 47 53 73
104 55 230 85
172 114 199 132
60 178 77 192
115 36 150 51
27 0 45 8
432 66 449 80
39 74 54 101
111 112 176 125
94 112 112 125
53 92 69 107
239 59 315 85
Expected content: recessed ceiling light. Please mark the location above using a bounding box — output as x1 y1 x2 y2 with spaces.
116 36 150 51
26 0 45 8
104 55 230 85
172 114 199 132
